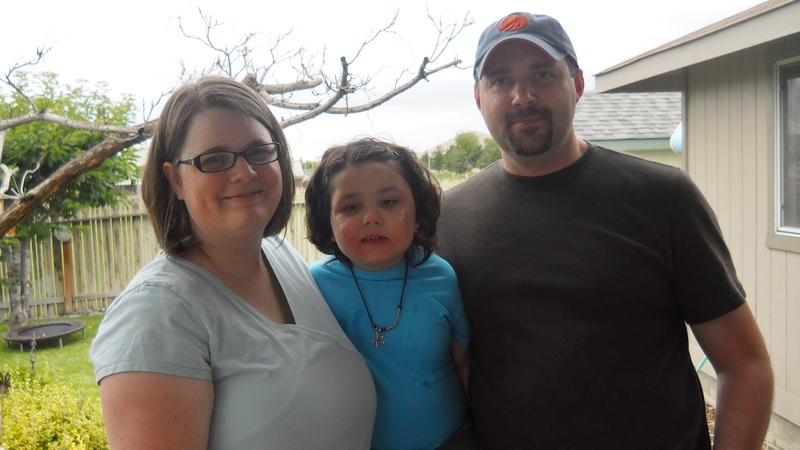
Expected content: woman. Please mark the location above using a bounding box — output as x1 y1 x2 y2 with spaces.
90 76 376 449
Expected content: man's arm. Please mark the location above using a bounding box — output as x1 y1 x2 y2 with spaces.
690 303 774 450
451 339 470 391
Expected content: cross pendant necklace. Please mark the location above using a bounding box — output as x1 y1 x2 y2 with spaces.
350 257 409 348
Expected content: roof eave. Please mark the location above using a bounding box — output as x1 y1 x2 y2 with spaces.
595 0 800 93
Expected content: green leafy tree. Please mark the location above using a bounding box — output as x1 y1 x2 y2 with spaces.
477 137 502 168
0 72 138 327
430 147 444 171
443 144 470 174
451 132 483 168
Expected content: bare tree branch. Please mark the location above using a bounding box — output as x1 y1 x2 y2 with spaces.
2 42 55 112
347 10 399 65
274 56 350 127
248 9 470 126
265 56 459 123
0 123 155 236
0 163 18 199
254 28 301 83
17 161 41 196
178 7 263 80
320 57 460 115
0 129 7 160
0 8 473 235
242 73 322 95
179 7 472 128
425 9 473 64
141 91 169 124
0 110 140 134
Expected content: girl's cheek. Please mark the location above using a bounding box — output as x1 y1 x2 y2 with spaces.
331 216 357 245
400 208 417 227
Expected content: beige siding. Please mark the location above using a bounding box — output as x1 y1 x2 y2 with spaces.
626 149 682 167
787 252 800 396
685 38 800 425
741 47 759 319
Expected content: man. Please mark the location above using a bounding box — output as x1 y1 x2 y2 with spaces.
436 12 774 449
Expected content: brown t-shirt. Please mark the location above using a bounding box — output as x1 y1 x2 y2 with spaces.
436 144 744 449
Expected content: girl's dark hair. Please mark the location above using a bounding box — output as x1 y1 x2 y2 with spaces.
142 76 294 254
305 138 442 267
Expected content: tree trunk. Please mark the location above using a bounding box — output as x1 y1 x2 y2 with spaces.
5 239 27 329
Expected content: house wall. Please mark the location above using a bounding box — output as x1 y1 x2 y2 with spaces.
591 139 682 168
685 34 800 448
626 149 681 167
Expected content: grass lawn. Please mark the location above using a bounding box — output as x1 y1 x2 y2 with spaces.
431 170 473 190
0 314 102 398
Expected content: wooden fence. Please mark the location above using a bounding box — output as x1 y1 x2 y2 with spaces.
0 198 326 321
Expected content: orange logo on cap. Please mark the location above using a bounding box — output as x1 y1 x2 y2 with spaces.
498 14 529 32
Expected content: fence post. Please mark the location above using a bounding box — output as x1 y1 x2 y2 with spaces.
62 240 74 314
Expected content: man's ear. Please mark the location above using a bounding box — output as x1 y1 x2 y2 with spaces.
163 162 185 200
474 83 482 111
574 69 585 103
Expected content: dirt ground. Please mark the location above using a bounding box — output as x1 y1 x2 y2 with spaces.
706 404 717 445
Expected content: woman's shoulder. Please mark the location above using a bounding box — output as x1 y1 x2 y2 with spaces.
109 253 234 324
117 254 188 300
107 262 202 319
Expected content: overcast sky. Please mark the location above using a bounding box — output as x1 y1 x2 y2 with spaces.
2 0 766 161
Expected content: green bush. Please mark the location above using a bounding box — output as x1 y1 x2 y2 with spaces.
1 365 107 449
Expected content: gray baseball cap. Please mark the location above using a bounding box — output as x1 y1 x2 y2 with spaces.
474 12 578 80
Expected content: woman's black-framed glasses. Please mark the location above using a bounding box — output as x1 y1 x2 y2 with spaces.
177 142 281 173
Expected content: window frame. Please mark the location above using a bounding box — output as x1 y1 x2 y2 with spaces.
768 55 800 253
778 59 800 234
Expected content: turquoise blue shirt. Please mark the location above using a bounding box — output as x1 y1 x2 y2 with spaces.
311 250 470 450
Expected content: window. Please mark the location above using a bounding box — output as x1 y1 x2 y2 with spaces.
779 61 800 235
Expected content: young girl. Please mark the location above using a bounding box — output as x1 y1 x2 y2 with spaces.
305 138 472 450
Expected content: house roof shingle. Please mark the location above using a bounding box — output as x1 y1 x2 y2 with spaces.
573 91 681 141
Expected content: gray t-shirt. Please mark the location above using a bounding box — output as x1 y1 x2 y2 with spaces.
91 236 376 449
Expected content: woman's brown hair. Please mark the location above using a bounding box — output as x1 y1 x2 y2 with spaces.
142 76 294 254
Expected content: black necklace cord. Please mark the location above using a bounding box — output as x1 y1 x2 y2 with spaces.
350 256 409 338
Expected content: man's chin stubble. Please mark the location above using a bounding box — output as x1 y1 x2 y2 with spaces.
508 131 553 156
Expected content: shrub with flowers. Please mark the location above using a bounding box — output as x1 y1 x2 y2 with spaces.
0 365 107 450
